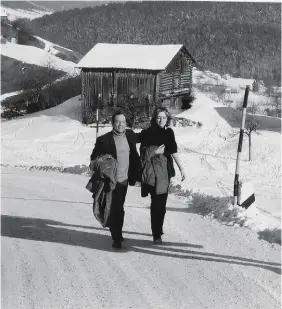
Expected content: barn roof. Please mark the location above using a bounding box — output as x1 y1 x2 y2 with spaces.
76 43 195 71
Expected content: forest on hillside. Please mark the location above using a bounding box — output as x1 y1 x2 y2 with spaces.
16 1 281 85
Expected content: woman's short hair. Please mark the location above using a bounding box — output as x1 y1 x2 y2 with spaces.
150 106 171 127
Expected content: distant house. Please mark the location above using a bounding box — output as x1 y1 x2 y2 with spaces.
230 86 239 94
76 43 196 119
223 78 255 94
10 36 18 44
223 74 232 80
1 9 8 23
1 22 18 43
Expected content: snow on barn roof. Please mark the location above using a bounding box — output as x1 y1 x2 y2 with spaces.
76 43 194 71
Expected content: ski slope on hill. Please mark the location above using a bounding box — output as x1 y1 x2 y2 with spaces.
1 91 281 244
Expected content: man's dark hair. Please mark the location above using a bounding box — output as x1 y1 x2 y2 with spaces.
150 106 171 127
111 110 126 124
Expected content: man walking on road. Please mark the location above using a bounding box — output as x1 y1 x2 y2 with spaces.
90 111 141 249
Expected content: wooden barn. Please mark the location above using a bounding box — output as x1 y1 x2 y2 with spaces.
76 43 196 120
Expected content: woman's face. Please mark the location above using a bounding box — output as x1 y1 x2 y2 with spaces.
156 111 167 128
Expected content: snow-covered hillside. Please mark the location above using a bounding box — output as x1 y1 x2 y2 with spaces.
1 91 281 245
1 0 107 20
34 35 83 62
192 68 279 116
0 90 22 103
1 42 79 76
193 69 257 91
1 4 53 21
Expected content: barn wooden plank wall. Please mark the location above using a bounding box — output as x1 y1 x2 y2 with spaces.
158 51 194 95
116 71 155 99
81 70 158 111
81 71 112 111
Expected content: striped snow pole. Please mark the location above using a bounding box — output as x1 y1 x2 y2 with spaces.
238 181 255 209
233 85 250 206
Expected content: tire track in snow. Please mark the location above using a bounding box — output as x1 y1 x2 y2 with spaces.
178 144 233 197
1 118 35 150
39 141 63 167
13 118 35 140
200 154 231 197
65 129 86 154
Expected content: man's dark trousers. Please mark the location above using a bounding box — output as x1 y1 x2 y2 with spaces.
109 180 128 242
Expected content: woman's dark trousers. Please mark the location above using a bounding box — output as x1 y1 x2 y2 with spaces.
109 181 128 243
148 185 168 240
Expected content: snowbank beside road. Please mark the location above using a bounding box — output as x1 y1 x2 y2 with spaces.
169 183 281 245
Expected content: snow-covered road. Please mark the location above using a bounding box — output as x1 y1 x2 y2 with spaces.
1 168 281 309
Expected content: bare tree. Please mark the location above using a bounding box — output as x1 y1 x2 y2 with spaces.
244 102 260 161
244 120 259 161
230 101 260 161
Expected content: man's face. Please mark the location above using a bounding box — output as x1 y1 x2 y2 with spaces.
113 114 126 133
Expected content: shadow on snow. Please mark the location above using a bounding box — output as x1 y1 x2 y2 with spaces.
1 214 280 275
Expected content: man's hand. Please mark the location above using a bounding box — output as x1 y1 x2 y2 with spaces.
155 144 165 155
89 160 95 171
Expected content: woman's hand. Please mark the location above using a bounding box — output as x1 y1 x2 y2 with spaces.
172 153 186 182
155 144 165 155
180 169 186 182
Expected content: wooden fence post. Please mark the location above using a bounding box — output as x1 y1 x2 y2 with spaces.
96 108 99 139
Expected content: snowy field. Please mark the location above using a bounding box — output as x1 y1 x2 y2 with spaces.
1 91 281 245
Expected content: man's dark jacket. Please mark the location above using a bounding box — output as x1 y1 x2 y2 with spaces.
90 129 141 185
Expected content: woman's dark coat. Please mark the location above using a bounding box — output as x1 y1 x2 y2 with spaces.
136 126 177 197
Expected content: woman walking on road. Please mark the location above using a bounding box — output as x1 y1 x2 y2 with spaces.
137 107 186 243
